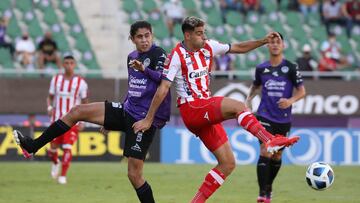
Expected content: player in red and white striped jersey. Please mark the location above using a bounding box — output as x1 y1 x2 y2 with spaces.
46 55 88 184
133 16 300 202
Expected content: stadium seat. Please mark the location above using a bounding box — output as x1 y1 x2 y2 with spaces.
207 8 223 27
213 26 230 43
0 48 14 69
43 7 59 25
15 0 33 12
226 11 243 27
6 16 21 39
0 0 11 12
153 22 170 40
141 0 157 13
232 25 250 41
64 7 81 26
286 11 302 27
122 0 138 13
28 19 44 39
182 0 197 16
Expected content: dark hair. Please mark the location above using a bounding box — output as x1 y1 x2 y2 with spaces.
130 20 152 37
277 32 284 41
63 55 75 60
181 16 205 34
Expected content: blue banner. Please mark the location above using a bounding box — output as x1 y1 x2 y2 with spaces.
160 126 360 165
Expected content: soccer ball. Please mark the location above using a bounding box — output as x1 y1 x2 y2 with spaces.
305 162 334 190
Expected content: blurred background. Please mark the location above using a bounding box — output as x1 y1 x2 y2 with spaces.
1 0 360 166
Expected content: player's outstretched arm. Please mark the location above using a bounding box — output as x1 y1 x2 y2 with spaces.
132 79 172 133
229 32 281 54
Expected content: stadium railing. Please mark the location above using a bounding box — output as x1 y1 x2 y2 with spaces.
0 69 359 80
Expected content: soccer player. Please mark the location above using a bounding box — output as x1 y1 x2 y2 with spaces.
245 33 306 203
46 55 89 184
133 16 300 203
13 21 170 203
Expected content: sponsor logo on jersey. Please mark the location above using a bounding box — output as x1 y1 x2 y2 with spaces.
189 69 208 79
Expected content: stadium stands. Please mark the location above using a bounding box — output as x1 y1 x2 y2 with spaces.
120 0 359 73
0 0 100 76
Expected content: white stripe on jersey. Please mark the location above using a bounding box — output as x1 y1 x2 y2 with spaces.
164 40 230 105
49 74 88 121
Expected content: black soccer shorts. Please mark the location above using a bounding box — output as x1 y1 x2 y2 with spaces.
256 115 291 145
103 101 156 160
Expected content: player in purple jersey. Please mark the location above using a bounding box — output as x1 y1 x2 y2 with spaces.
13 21 170 203
245 33 306 203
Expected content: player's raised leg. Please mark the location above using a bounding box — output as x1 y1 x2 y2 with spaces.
13 102 105 157
220 97 299 153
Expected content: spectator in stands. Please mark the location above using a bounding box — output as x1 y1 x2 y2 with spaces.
296 44 318 79
15 32 36 70
213 53 235 79
240 0 265 17
322 0 347 36
319 33 349 71
296 44 318 71
0 17 15 58
298 0 319 22
219 0 242 23
37 31 61 69
162 0 186 37
342 0 360 38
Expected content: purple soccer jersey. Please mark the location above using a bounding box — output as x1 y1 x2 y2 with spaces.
124 45 171 128
254 59 303 123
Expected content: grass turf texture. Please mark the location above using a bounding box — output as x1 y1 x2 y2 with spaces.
0 162 359 203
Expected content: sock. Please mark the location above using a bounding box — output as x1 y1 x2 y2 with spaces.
192 168 226 203
257 156 271 197
47 148 59 164
135 181 155 203
267 158 282 196
33 120 71 152
237 111 273 143
61 149 72 176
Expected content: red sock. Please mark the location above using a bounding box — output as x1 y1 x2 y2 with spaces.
61 149 72 176
191 168 226 203
47 149 59 164
237 111 273 143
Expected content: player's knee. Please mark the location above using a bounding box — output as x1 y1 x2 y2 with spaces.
221 160 236 175
68 105 84 119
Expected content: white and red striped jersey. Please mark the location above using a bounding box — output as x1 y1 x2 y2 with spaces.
49 74 88 122
163 40 230 105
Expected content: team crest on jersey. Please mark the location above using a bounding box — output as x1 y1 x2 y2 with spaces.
281 66 289 73
143 58 151 68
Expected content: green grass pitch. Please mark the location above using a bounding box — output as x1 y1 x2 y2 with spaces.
0 162 359 203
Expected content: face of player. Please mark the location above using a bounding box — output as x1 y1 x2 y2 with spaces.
268 37 284 57
187 26 207 50
131 28 153 53
63 59 76 75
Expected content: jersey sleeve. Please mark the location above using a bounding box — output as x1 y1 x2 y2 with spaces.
49 76 56 95
253 67 262 86
289 64 304 88
79 79 88 99
207 39 230 56
162 51 181 82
